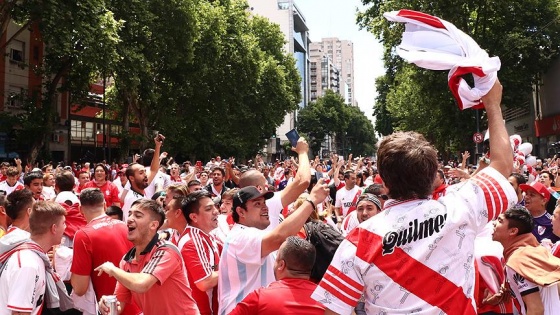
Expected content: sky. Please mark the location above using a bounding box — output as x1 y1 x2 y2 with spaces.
296 0 385 123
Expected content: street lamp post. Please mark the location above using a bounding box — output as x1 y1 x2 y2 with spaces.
102 75 107 162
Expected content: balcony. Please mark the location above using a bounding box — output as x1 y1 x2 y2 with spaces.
504 105 530 122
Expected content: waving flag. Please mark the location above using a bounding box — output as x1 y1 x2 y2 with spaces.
384 9 500 110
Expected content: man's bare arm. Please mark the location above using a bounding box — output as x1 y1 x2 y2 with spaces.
483 80 512 178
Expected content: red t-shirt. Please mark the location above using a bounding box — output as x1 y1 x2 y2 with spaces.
116 236 199 315
83 180 120 206
180 227 221 315
59 203 87 240
553 243 560 258
229 278 325 315
70 216 139 315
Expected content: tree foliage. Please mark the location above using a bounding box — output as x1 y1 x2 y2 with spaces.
107 0 300 160
1 0 301 162
358 0 560 153
298 90 377 156
346 105 378 157
0 0 121 163
298 90 350 153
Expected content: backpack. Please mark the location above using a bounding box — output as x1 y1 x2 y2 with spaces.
303 221 344 282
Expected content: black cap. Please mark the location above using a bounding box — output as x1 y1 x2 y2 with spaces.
233 186 274 209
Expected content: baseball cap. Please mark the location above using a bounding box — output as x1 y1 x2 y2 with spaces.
233 186 274 209
519 181 550 201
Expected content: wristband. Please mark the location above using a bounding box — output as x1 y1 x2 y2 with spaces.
305 198 316 211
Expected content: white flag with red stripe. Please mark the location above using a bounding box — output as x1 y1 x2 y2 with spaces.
383 9 500 110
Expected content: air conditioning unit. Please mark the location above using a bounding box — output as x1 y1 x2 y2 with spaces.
9 48 23 63
52 134 60 143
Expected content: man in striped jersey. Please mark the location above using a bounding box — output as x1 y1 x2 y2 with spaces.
96 199 199 315
312 80 518 314
180 190 221 315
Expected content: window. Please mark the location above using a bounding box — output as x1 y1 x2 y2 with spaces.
277 1 289 10
111 125 122 134
9 40 25 63
6 86 25 108
71 121 94 141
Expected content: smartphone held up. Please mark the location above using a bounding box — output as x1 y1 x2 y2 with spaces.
285 129 300 148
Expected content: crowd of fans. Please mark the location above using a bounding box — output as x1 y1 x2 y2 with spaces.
0 80 560 315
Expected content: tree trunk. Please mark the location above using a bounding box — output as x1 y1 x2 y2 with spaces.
119 89 131 160
27 62 70 164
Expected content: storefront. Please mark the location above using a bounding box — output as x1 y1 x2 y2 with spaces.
534 114 560 157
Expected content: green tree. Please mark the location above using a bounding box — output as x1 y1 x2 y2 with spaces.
106 0 198 157
106 0 300 160
1 1 122 163
298 90 351 154
346 105 377 156
358 0 560 153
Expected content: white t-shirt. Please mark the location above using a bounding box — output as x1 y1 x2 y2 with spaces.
335 186 362 217
312 167 517 314
112 178 125 194
121 190 144 222
0 249 46 315
218 224 276 315
506 266 560 315
265 191 283 231
122 172 158 199
41 186 56 200
0 181 24 196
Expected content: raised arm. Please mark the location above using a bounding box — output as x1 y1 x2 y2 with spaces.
460 151 470 170
261 179 329 257
483 80 512 178
279 138 311 207
147 134 164 184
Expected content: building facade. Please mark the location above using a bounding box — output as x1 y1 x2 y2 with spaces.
309 37 355 106
0 21 139 164
309 42 344 103
248 0 310 159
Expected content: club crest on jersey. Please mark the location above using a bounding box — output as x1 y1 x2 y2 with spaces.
513 272 525 285
537 226 546 235
382 214 447 255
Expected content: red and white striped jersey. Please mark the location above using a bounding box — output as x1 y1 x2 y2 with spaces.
312 167 517 314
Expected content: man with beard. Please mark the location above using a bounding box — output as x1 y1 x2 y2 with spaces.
121 136 164 221
205 167 229 198
121 163 151 222
120 135 165 207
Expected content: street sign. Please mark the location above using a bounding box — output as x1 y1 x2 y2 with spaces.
473 132 484 144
